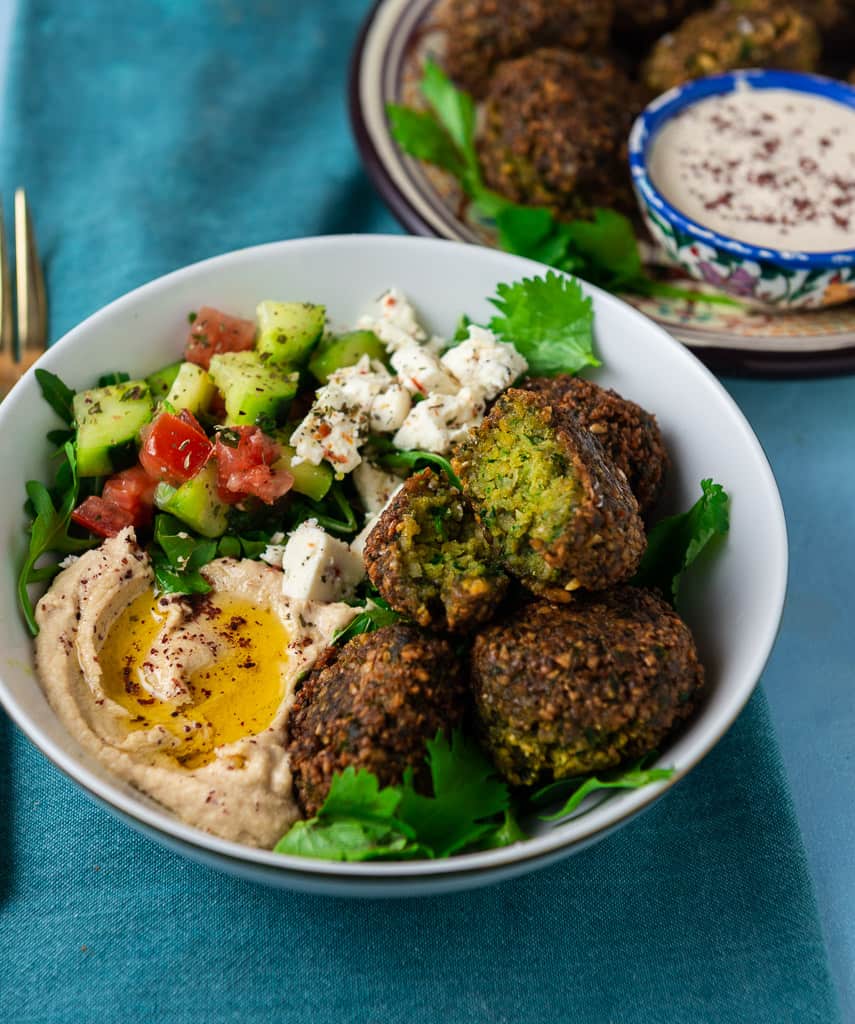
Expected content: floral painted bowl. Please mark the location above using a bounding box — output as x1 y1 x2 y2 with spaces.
629 70 855 311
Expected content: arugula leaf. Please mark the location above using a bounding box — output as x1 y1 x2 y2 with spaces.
35 369 76 426
332 597 402 646
537 757 674 823
375 447 461 489
17 443 97 636
420 58 478 177
386 105 465 177
633 479 730 604
396 731 509 857
487 272 599 376
150 514 217 595
97 371 131 388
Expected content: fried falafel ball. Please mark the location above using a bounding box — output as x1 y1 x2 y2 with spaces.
452 389 646 601
478 49 645 220
364 468 509 633
519 376 669 516
438 0 614 99
287 623 467 816
642 1 820 95
471 588 704 787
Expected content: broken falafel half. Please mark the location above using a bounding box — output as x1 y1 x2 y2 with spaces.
453 388 646 600
364 467 509 633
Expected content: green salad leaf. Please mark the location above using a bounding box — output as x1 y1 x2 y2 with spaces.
17 442 98 636
275 730 515 862
536 756 674 822
633 479 730 604
487 271 599 376
34 369 75 427
387 63 741 308
332 596 402 647
372 439 461 489
150 514 218 596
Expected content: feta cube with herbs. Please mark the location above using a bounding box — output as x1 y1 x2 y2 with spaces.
19 268 729 863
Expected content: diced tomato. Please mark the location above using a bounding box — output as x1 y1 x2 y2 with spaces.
185 306 255 369
71 496 136 538
101 466 157 527
214 426 293 505
139 411 213 484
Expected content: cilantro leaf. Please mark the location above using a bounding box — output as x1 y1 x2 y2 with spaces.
537 757 674 822
35 369 76 426
564 209 644 291
386 104 465 178
396 731 509 857
487 272 599 376
319 766 406 822
633 479 730 604
476 807 528 850
17 443 98 635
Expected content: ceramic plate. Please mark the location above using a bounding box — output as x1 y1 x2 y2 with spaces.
349 0 855 376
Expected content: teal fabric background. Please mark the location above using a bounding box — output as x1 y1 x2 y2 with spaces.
0 3 843 1021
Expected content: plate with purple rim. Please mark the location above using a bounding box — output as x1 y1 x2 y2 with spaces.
349 0 855 377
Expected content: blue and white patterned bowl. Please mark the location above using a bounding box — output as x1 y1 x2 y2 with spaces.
629 70 855 311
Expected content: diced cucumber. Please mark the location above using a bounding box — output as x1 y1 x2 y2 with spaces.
256 301 325 366
154 462 229 538
308 330 387 384
208 350 299 427
164 362 215 416
274 441 332 501
146 361 183 401
73 380 154 477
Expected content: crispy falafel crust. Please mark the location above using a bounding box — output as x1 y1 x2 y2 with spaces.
286 624 467 816
520 375 669 516
364 468 509 633
478 49 644 219
471 588 704 787
453 388 646 600
642 1 820 94
438 0 615 98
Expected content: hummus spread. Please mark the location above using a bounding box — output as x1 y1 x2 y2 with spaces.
34 528 357 847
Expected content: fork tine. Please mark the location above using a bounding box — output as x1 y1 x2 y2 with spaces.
0 203 12 358
14 188 47 361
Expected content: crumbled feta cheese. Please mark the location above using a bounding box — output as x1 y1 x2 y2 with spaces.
369 383 411 433
391 344 460 397
260 543 287 567
289 356 390 473
280 520 365 602
58 554 80 570
353 462 402 516
393 387 485 453
441 325 528 401
357 288 428 353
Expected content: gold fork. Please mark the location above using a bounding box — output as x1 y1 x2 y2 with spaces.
0 189 47 397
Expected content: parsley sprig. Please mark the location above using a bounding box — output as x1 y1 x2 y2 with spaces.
388 61 739 306
275 731 514 861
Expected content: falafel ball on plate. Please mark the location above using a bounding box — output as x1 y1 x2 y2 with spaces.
364 468 509 633
453 388 646 600
642 0 820 95
519 375 669 516
471 588 704 787
478 49 644 219
287 623 467 816
438 0 614 98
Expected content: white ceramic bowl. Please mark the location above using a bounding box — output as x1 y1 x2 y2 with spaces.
0 235 787 897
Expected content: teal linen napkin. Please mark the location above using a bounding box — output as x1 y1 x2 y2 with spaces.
0 3 840 1022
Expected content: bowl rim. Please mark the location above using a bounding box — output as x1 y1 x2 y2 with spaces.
0 234 789 881
629 68 855 270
